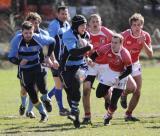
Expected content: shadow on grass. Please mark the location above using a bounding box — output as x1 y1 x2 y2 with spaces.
1 115 160 134
145 126 160 129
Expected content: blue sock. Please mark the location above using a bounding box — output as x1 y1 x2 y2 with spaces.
27 98 34 113
55 88 63 111
35 102 47 115
21 96 27 107
48 87 56 98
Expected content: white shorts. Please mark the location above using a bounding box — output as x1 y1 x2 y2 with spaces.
131 61 142 77
99 66 129 90
86 63 109 81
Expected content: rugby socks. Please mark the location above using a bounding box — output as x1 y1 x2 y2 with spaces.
35 102 47 115
49 87 64 111
105 106 115 118
21 95 27 107
48 87 56 98
27 98 34 113
84 112 91 118
125 110 132 117
55 89 63 111
71 101 79 114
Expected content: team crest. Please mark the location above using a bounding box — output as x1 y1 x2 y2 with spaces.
126 41 131 44
108 53 112 57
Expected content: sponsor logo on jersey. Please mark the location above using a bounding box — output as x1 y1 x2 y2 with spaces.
126 41 132 44
108 53 112 57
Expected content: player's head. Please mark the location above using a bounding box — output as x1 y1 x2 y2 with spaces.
111 33 124 53
57 6 69 22
22 21 34 42
25 12 41 31
72 15 87 35
129 13 144 34
89 14 102 31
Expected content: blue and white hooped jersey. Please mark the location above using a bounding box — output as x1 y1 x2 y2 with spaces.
8 33 55 69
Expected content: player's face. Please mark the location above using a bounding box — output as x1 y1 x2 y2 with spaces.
111 37 121 53
29 19 40 32
22 27 34 42
58 9 69 22
78 23 87 35
131 20 143 36
89 17 101 31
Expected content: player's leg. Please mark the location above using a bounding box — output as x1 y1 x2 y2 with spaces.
26 98 36 118
48 69 69 116
82 75 95 125
61 70 81 128
36 70 52 113
124 62 142 121
125 75 141 121
104 88 123 125
22 70 48 122
120 75 137 109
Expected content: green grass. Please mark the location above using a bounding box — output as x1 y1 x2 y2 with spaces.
0 66 160 136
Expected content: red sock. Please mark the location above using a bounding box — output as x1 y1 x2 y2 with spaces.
85 112 91 118
126 110 132 116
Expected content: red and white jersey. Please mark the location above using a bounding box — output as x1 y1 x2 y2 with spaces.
122 29 151 63
88 26 113 64
97 44 132 72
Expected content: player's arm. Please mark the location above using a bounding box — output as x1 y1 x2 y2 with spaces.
118 65 132 80
143 33 153 58
89 44 109 61
118 49 132 80
8 35 21 65
143 42 153 58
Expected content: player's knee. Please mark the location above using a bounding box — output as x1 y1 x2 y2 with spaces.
21 89 27 96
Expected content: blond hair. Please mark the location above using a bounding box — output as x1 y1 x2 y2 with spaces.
25 12 42 23
89 14 101 22
129 13 144 26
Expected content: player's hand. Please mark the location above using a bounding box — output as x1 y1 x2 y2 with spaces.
137 35 146 44
86 57 95 67
88 43 93 50
44 57 53 68
20 59 28 65
52 60 59 69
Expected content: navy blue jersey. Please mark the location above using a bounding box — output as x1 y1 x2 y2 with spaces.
8 33 55 69
48 18 70 61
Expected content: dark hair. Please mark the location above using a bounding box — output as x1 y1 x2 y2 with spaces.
22 21 33 31
57 6 68 13
71 15 87 31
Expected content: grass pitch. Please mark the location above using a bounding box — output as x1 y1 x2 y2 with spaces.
0 66 160 136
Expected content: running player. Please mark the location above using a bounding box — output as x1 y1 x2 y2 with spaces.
18 12 49 118
48 6 70 116
8 21 58 122
60 15 93 128
120 13 153 121
82 14 113 124
90 33 133 125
